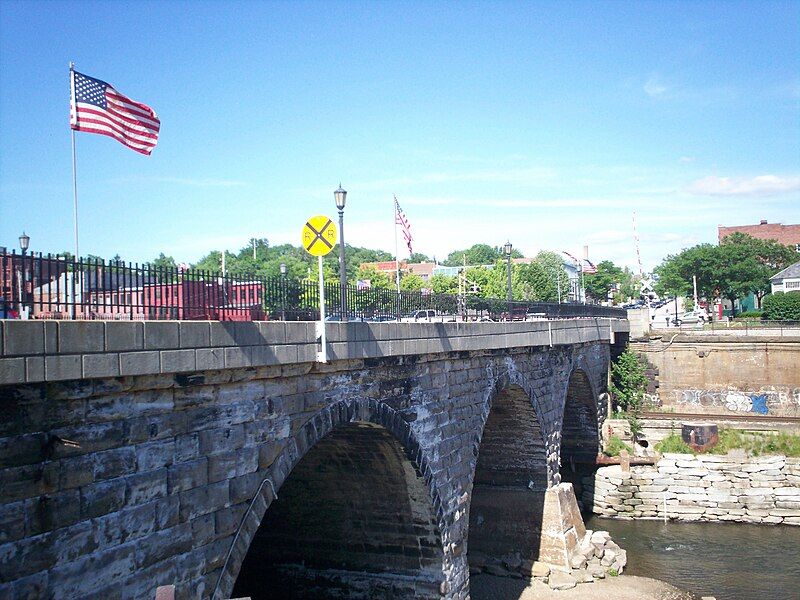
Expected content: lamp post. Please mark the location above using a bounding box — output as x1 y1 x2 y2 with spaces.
280 263 287 321
504 241 513 321
334 184 348 321
18 232 30 317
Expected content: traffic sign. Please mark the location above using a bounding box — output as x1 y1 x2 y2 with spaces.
301 215 337 256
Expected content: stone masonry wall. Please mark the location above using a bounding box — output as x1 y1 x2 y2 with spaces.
0 325 611 600
585 453 800 525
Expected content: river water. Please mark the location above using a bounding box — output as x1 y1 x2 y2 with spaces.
585 515 800 600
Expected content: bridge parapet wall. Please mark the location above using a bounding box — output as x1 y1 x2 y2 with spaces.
0 318 627 385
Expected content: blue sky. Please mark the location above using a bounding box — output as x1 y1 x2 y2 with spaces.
1 0 798 270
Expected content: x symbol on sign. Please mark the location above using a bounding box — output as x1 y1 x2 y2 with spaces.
305 219 334 252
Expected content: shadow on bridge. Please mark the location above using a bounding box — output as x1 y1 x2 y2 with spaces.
467 384 548 574
559 369 601 514
231 421 445 599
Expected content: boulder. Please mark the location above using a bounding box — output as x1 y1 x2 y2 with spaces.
548 571 578 590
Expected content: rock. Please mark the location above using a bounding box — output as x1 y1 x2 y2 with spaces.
588 565 606 579
572 569 595 584
570 554 587 569
484 564 511 577
531 561 551 578
503 552 522 570
548 571 578 590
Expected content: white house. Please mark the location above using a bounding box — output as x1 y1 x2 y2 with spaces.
770 261 800 294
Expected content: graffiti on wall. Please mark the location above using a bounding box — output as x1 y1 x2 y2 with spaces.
669 387 800 415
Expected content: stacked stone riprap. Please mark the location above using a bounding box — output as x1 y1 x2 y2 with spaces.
584 453 800 525
468 529 626 590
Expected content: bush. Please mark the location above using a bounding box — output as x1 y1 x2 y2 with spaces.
609 347 649 413
603 435 633 457
736 310 763 320
762 292 800 321
655 433 694 454
706 429 800 457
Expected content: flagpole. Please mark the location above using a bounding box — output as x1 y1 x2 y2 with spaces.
393 196 400 293
69 62 80 259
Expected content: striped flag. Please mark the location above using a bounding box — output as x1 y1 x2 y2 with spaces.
582 259 598 274
70 70 160 155
394 196 413 254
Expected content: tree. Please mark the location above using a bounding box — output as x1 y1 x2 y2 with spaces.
429 273 458 295
584 260 623 302
399 272 425 292
408 252 431 264
609 347 649 413
442 244 522 267
355 265 392 290
150 253 177 270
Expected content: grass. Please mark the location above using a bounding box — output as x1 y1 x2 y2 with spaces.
654 433 694 454
654 429 800 458
603 435 633 457
608 568 619 577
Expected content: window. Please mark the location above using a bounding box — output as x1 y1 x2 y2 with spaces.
786 280 800 290
795 243 800 252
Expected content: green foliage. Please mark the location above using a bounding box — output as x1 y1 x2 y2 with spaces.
626 413 643 442
654 234 797 315
584 260 623 302
429 274 458 295
407 252 431 263
399 271 425 292
654 433 695 454
736 310 764 320
762 292 800 321
356 265 393 290
603 435 633 457
706 429 800 457
609 347 649 413
608 568 619 577
515 251 570 302
149 253 177 270
442 243 522 267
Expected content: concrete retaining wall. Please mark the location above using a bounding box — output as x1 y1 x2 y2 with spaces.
584 453 800 525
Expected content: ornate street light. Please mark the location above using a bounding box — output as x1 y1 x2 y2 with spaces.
504 241 513 320
19 231 30 255
334 184 348 321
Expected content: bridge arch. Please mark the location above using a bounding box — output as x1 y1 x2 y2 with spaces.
558 367 603 508
217 399 449 600
467 378 549 574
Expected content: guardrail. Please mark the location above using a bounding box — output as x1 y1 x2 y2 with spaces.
653 320 800 336
1 251 626 322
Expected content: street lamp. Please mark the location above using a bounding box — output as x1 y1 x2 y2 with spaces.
280 263 287 321
19 232 30 255
504 241 513 321
334 184 347 321
18 232 30 318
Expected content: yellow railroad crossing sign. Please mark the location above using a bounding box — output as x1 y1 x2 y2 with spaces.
301 215 338 256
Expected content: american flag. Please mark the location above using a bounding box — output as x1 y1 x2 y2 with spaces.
582 259 598 274
70 70 160 155
394 196 413 254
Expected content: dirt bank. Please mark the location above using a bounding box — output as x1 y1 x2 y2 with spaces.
470 573 697 600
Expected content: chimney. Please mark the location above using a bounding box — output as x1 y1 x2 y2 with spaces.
583 245 589 259
760 220 768 225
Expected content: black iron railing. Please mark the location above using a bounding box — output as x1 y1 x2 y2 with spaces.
0 251 626 321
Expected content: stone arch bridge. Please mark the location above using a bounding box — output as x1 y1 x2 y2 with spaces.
0 317 628 599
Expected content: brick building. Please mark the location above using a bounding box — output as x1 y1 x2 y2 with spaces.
718 219 800 251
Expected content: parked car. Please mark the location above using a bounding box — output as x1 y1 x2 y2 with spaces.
672 310 709 326
0 297 19 319
400 310 455 322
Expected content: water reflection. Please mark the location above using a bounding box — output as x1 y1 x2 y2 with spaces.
585 515 800 600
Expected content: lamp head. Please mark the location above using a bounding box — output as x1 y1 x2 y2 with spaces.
19 231 30 252
334 184 347 210
503 241 512 256
280 263 287 275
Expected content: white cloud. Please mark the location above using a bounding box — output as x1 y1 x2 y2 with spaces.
685 175 800 197
644 75 668 97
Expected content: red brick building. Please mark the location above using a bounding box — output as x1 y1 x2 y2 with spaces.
718 220 800 250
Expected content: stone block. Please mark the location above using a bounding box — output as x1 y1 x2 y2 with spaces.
178 321 210 348
80 478 126 519
144 322 180 350
160 349 196 373
105 322 144 352
257 321 286 345
82 353 120 379
196 348 225 371
3 320 44 356
0 357 25 384
125 469 168 506
168 458 208 494
120 351 161 376
25 357 44 382
45 355 82 381
57 321 104 354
